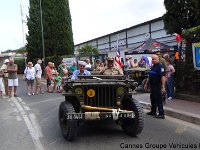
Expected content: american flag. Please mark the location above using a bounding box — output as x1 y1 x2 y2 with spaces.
115 39 123 68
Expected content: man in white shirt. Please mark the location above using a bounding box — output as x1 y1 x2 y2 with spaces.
85 59 91 69
1 59 9 95
34 59 44 94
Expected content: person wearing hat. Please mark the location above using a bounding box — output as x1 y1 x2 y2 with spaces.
71 61 91 80
100 57 123 75
1 59 10 95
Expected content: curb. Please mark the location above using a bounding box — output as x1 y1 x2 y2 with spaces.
139 101 200 126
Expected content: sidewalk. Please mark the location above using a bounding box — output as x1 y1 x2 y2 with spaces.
133 93 200 125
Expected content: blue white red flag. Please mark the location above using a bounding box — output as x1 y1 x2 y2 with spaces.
116 45 123 68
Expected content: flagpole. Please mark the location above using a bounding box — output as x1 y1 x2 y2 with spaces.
116 34 119 52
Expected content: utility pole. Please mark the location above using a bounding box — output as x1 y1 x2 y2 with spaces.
20 0 27 66
39 0 46 69
20 0 25 47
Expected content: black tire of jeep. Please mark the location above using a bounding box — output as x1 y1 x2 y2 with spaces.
121 98 144 136
59 101 78 141
141 78 150 93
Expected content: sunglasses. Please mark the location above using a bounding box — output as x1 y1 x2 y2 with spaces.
28 64 32 65
79 65 85 68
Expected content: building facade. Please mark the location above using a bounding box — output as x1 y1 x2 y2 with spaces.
74 17 177 61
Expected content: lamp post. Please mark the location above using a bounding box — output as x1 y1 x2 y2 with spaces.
39 0 45 69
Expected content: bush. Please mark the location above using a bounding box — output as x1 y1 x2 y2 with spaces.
14 58 26 74
45 55 62 68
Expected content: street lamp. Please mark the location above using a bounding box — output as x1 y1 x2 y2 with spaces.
39 0 45 69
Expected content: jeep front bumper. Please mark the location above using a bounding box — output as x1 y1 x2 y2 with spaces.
65 111 135 120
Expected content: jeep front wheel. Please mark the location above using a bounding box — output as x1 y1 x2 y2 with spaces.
59 101 78 141
121 98 144 136
141 78 150 93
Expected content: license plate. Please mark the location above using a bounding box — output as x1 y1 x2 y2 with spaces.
65 113 83 120
119 112 134 118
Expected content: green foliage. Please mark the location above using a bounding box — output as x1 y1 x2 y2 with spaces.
182 25 200 41
14 58 26 74
163 0 200 34
15 47 27 54
61 54 74 59
77 44 99 55
163 0 200 95
45 55 62 68
26 0 74 61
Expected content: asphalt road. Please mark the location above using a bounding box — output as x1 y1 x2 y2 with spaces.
1 79 200 150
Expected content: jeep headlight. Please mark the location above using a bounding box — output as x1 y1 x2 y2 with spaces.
117 87 125 95
74 87 83 95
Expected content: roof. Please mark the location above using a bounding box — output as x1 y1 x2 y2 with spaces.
125 38 175 55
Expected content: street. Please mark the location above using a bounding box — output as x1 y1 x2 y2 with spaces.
1 79 200 150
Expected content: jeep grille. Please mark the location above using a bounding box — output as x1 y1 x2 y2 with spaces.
83 85 117 107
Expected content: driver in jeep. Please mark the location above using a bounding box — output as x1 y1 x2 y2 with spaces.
100 57 123 75
71 61 91 80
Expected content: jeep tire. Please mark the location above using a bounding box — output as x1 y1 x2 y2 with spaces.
59 101 78 141
141 78 150 93
121 98 144 136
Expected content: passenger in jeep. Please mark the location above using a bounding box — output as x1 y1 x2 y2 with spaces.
100 57 123 75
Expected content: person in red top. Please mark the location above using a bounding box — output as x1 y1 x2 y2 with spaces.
45 62 53 93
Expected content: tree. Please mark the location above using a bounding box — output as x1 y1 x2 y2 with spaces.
26 0 74 62
163 0 200 35
26 0 42 61
163 0 200 95
77 44 99 56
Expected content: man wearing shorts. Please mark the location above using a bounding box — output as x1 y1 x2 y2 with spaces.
7 58 18 98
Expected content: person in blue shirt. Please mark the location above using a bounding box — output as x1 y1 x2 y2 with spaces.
71 61 91 80
144 54 166 119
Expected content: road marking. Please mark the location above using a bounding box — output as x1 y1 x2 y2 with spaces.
12 97 48 150
24 105 31 111
28 97 63 106
16 115 22 121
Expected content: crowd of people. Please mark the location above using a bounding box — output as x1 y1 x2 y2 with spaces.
0 53 175 106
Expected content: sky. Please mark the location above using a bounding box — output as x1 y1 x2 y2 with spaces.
0 0 166 52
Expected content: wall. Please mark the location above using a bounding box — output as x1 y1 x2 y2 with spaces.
74 17 177 61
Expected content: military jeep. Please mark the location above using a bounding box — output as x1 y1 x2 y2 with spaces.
59 75 144 141
125 68 150 92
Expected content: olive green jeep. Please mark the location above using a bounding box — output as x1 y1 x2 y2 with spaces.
59 75 144 140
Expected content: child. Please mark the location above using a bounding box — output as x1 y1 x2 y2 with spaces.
54 71 61 93
0 70 4 98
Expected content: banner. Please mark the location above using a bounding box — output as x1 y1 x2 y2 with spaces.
192 43 200 70
62 57 76 68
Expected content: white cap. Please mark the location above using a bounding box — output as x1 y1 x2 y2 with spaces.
4 59 9 63
78 61 86 66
